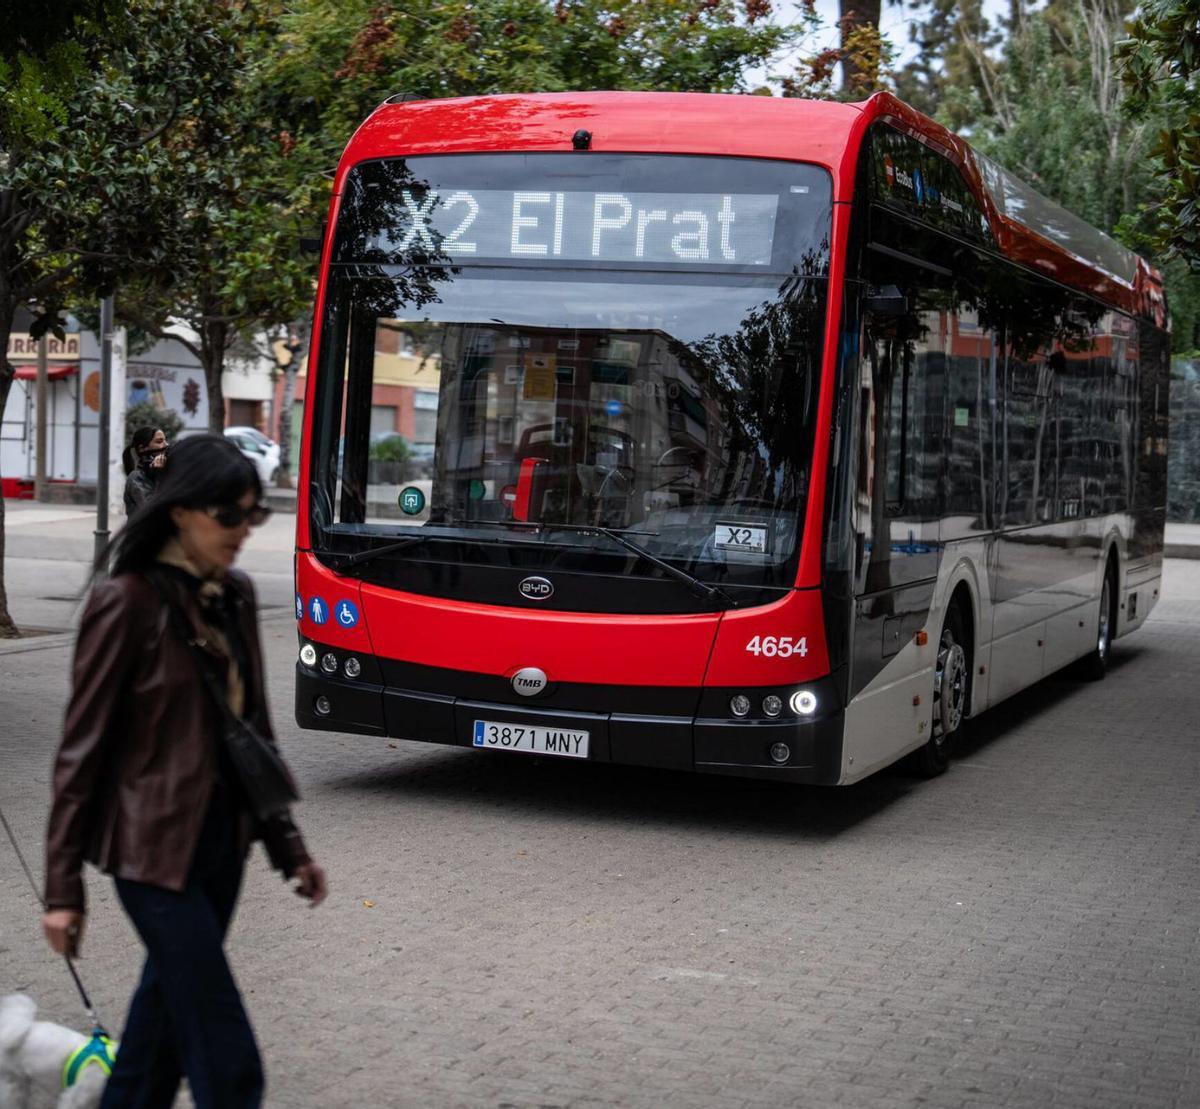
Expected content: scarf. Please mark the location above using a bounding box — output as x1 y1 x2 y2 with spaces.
156 538 246 719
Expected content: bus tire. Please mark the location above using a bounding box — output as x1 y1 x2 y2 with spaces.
911 603 970 778
1076 558 1117 681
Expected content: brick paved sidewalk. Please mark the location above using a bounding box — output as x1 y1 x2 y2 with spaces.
2 562 1199 1108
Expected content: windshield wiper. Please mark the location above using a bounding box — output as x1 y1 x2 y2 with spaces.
543 523 738 608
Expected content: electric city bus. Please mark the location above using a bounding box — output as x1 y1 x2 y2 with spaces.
293 91 1169 784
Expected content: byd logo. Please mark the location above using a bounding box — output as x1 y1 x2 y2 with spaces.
519 576 554 600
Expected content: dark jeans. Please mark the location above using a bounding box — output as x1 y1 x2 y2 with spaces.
99 785 263 1109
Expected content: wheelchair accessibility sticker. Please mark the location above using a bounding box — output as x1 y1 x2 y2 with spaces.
335 599 360 628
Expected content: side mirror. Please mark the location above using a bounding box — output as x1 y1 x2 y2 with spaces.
299 221 327 255
863 285 909 317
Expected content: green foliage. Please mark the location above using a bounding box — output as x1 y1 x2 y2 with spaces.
926 1 1200 354
939 5 1149 235
1165 261 1200 354
893 0 999 125
263 0 800 210
1119 0 1200 269
783 9 893 101
0 1 125 145
3 0 269 341
72 1 318 429
370 434 411 462
124 401 184 445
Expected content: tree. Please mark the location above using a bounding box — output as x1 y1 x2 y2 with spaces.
0 2 124 146
1119 0 1200 269
838 1 882 95
944 2 1153 234
892 0 998 122
930 1 1200 353
108 4 313 433
1 1 125 638
265 319 309 488
263 0 801 190
0 0 237 637
779 0 894 101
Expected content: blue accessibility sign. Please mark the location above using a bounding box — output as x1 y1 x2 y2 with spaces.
308 596 329 626
335 599 360 628
295 593 303 621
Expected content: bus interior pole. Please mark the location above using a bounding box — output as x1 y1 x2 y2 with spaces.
93 295 114 569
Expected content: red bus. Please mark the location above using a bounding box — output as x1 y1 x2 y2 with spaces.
293 91 1168 783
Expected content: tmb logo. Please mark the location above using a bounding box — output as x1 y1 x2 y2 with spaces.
518 576 554 601
511 667 548 697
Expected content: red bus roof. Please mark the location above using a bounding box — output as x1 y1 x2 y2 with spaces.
336 90 1163 323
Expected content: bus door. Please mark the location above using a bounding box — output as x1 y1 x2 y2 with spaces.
850 245 950 702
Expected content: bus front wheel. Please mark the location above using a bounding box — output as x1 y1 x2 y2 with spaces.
911 605 970 778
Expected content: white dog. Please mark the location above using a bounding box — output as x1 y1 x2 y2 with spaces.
0 994 112 1109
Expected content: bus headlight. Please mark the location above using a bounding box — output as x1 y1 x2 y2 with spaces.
730 694 751 717
299 644 317 668
790 689 818 716
321 652 339 674
343 657 361 679
763 694 783 717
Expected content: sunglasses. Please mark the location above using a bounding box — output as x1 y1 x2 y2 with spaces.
204 503 272 529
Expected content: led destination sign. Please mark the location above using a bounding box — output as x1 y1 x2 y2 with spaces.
382 188 781 267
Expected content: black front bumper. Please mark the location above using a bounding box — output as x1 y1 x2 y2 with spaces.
295 645 844 784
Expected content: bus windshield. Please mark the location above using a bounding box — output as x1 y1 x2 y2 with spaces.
310 154 832 593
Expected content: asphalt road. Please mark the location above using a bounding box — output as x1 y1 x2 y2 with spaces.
2 504 1198 1108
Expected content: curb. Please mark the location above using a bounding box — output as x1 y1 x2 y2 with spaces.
0 630 76 655
265 490 298 515
1165 544 1200 561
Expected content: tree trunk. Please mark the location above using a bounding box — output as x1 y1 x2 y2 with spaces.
276 365 298 489
839 0 883 95
0 293 20 637
276 319 310 490
202 319 230 433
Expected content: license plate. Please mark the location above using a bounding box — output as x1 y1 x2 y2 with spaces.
472 719 589 759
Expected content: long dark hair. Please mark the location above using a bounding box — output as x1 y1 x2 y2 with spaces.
103 434 262 578
122 426 161 475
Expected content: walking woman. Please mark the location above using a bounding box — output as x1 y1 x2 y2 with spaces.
42 434 327 1109
122 426 168 514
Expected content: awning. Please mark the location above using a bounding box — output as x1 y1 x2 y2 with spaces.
13 364 78 380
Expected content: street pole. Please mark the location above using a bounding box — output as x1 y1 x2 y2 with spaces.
34 334 48 502
93 295 114 569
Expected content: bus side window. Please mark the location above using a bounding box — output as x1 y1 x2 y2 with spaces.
994 273 1072 527
944 296 990 533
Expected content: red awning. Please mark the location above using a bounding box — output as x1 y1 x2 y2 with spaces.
13 364 78 380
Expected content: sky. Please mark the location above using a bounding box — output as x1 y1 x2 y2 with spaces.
747 0 1019 91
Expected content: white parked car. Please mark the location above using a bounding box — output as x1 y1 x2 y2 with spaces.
225 426 281 485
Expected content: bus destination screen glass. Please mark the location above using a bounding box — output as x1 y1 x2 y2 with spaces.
315 153 832 599
351 185 779 267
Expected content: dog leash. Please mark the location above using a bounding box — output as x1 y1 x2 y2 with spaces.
0 803 108 1035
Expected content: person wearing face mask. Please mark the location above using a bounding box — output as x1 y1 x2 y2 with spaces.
122 426 169 514
43 434 328 1109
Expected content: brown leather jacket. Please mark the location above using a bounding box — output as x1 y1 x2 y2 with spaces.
44 568 311 911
